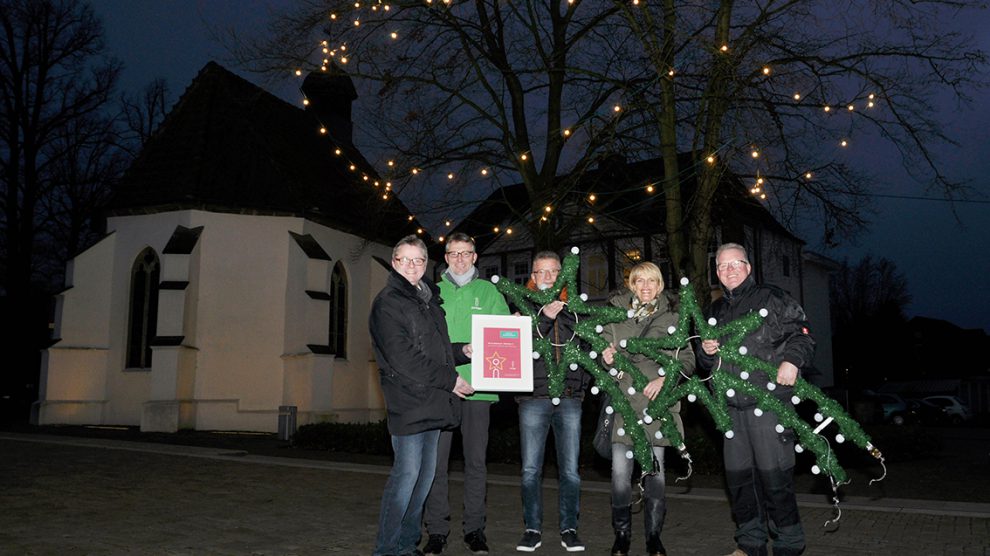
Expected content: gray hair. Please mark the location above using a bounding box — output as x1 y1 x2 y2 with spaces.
445 232 475 248
392 234 428 259
715 242 749 262
532 250 561 266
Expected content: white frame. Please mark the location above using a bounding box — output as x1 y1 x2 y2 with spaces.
471 314 534 392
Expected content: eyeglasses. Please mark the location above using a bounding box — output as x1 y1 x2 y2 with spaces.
532 268 560 277
394 256 427 267
445 250 475 259
716 260 749 272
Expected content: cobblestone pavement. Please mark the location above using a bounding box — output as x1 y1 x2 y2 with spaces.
1 434 987 555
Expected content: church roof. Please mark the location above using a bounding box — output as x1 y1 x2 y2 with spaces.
108 62 425 245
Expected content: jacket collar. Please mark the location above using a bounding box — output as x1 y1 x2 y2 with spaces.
607 289 672 315
721 273 757 301
387 269 439 300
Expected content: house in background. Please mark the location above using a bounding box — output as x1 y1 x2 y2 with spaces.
450 155 837 387
33 62 428 433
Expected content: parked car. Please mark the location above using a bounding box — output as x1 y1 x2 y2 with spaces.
862 391 910 425
905 398 949 425
922 395 974 424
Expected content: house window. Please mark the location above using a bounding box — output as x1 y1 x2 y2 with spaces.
126 248 160 369
330 261 348 358
782 255 791 277
513 261 530 284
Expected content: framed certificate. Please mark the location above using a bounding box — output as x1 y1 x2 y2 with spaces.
471 314 534 392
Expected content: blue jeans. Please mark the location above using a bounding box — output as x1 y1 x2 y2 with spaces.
518 397 582 532
374 430 441 556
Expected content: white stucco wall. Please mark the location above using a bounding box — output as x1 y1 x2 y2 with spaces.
36 208 394 432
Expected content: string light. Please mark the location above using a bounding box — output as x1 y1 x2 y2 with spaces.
319 127 327 134
751 148 759 158
805 172 813 179
613 104 622 112
481 168 488 175
793 93 801 100
588 193 596 202
706 155 716 164
544 205 552 213
823 105 831 112
720 44 729 52
847 104 854 111
302 98 310 106
762 66 771 75
840 139 848 147
447 172 455 180
587 216 595 223
646 185 655 193
563 128 571 137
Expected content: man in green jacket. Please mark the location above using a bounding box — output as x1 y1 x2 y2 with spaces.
423 232 510 556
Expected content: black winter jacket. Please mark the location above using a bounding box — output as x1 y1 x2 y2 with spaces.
698 274 815 408
522 299 591 399
370 270 468 435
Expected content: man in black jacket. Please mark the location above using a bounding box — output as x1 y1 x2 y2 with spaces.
515 251 590 553
699 243 815 556
370 235 474 556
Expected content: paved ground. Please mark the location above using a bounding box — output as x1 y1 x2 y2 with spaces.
1 433 988 555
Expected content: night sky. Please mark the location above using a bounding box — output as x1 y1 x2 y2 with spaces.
94 1 990 333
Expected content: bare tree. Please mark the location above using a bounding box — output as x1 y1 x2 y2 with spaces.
233 1 983 291
830 255 912 387
119 78 171 155
0 0 121 409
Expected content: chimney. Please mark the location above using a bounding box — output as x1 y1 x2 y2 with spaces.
301 64 358 146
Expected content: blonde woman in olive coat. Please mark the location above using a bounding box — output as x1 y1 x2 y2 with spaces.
600 262 695 556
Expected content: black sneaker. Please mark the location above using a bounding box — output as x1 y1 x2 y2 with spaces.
516 530 542 552
560 529 585 552
464 530 489 555
422 534 447 555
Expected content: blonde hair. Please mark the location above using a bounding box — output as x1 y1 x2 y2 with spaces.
627 262 664 292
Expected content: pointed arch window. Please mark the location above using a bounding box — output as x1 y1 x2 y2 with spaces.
329 261 348 358
126 248 160 369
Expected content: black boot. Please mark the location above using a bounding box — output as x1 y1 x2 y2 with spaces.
644 494 667 556
610 506 631 556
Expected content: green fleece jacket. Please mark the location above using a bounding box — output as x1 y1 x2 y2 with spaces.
439 270 511 402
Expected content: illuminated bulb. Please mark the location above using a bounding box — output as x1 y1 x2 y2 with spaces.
445 220 452 227
613 104 621 112
416 228 423 234
349 164 356 171
720 44 729 52
302 98 310 106
840 140 848 147
588 194 596 202
869 93 875 99
493 226 500 233
804 172 812 179
595 325 603 333
823 105 831 112
762 66 771 75
587 216 595 224
605 405 614 415
438 236 444 242
680 277 689 286
667 69 674 77
646 185 654 193
319 127 327 134
362 175 369 181
814 413 824 422
725 430 735 439
330 13 337 20
520 153 528 161
387 160 394 167
847 104 854 111
481 168 488 175
294 69 302 76
868 101 875 108
757 177 764 185
506 228 513 234
407 215 414 221
706 155 715 164
726 388 736 397
390 32 398 39
334 149 341 155
411 168 419 175
591 386 599 395
385 182 392 189
563 128 571 137
708 317 717 325
740 371 749 380
340 45 346 51
751 149 759 158
791 396 801 405
544 205 552 213
353 19 360 27
738 346 748 355
760 193 766 199
540 216 547 222
754 408 764 417
340 56 348 64
569 363 578 371
322 47 329 54
811 465 821 475
759 308 768 317
776 424 785 433
447 173 454 180
382 193 388 199
793 93 801 100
